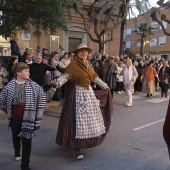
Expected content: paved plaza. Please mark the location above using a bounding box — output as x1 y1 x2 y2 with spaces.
0 91 170 170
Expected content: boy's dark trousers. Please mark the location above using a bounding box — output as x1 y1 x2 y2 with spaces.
10 119 32 169
161 91 168 98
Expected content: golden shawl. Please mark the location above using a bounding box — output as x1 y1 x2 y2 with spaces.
65 56 98 89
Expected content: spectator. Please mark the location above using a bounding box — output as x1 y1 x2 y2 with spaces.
69 53 75 61
36 46 41 54
60 52 70 98
158 61 170 88
29 54 56 89
92 53 102 67
42 57 53 92
60 52 71 68
19 48 30 62
0 60 8 90
136 61 145 92
160 76 169 99
116 62 124 94
93 60 106 90
10 37 21 59
51 52 61 79
24 54 33 65
7 57 18 81
42 48 49 60
101 55 107 64
105 56 118 96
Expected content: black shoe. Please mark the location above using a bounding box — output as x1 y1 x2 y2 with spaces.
150 94 152 97
74 149 84 160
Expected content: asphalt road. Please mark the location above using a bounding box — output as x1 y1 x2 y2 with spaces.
0 91 170 170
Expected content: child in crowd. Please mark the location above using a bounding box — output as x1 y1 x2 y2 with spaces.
161 76 169 99
0 62 57 170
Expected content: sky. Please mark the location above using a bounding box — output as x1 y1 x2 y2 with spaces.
149 0 169 7
149 0 158 7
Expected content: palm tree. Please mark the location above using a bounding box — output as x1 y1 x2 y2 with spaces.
119 0 151 56
133 23 153 57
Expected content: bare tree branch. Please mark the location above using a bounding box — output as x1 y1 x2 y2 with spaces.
151 11 170 36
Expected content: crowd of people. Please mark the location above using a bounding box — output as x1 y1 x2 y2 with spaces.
0 38 170 170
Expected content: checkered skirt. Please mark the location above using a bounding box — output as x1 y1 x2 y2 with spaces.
56 87 113 149
75 86 106 139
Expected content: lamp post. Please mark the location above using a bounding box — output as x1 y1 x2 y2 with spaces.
144 40 151 58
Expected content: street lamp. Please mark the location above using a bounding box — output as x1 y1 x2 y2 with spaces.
144 40 151 57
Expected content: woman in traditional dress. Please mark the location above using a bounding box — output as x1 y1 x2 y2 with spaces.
55 44 113 160
141 61 158 97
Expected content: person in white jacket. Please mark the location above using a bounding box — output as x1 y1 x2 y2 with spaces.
51 52 61 79
116 61 124 94
59 52 71 68
59 52 71 97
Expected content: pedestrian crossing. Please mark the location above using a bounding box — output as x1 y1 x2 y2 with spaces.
132 91 169 103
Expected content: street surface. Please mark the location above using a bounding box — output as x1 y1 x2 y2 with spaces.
0 91 170 170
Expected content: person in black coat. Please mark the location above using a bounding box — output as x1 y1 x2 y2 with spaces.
158 61 170 88
19 48 30 62
160 76 169 98
10 37 21 59
29 55 56 90
93 60 106 90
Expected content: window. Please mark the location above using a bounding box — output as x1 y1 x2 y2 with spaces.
132 41 135 45
126 28 132 35
160 21 167 29
137 41 141 47
151 22 158 31
124 28 132 37
22 42 29 49
151 38 157 46
126 41 131 48
159 36 166 46
21 33 31 40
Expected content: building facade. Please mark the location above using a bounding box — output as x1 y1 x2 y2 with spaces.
8 0 121 56
123 7 170 59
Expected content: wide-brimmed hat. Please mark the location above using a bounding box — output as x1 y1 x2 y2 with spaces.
72 44 92 54
109 56 115 60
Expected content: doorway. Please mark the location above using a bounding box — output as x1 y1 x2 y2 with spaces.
68 38 82 53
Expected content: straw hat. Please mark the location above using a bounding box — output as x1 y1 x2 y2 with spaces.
72 44 92 54
109 56 115 60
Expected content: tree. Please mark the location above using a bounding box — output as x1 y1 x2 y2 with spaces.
133 23 153 57
151 0 170 36
73 0 130 54
0 0 78 37
119 0 151 56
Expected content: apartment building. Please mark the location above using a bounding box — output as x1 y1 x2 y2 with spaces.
123 7 170 59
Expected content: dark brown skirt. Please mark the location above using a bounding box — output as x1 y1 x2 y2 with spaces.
56 88 113 149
